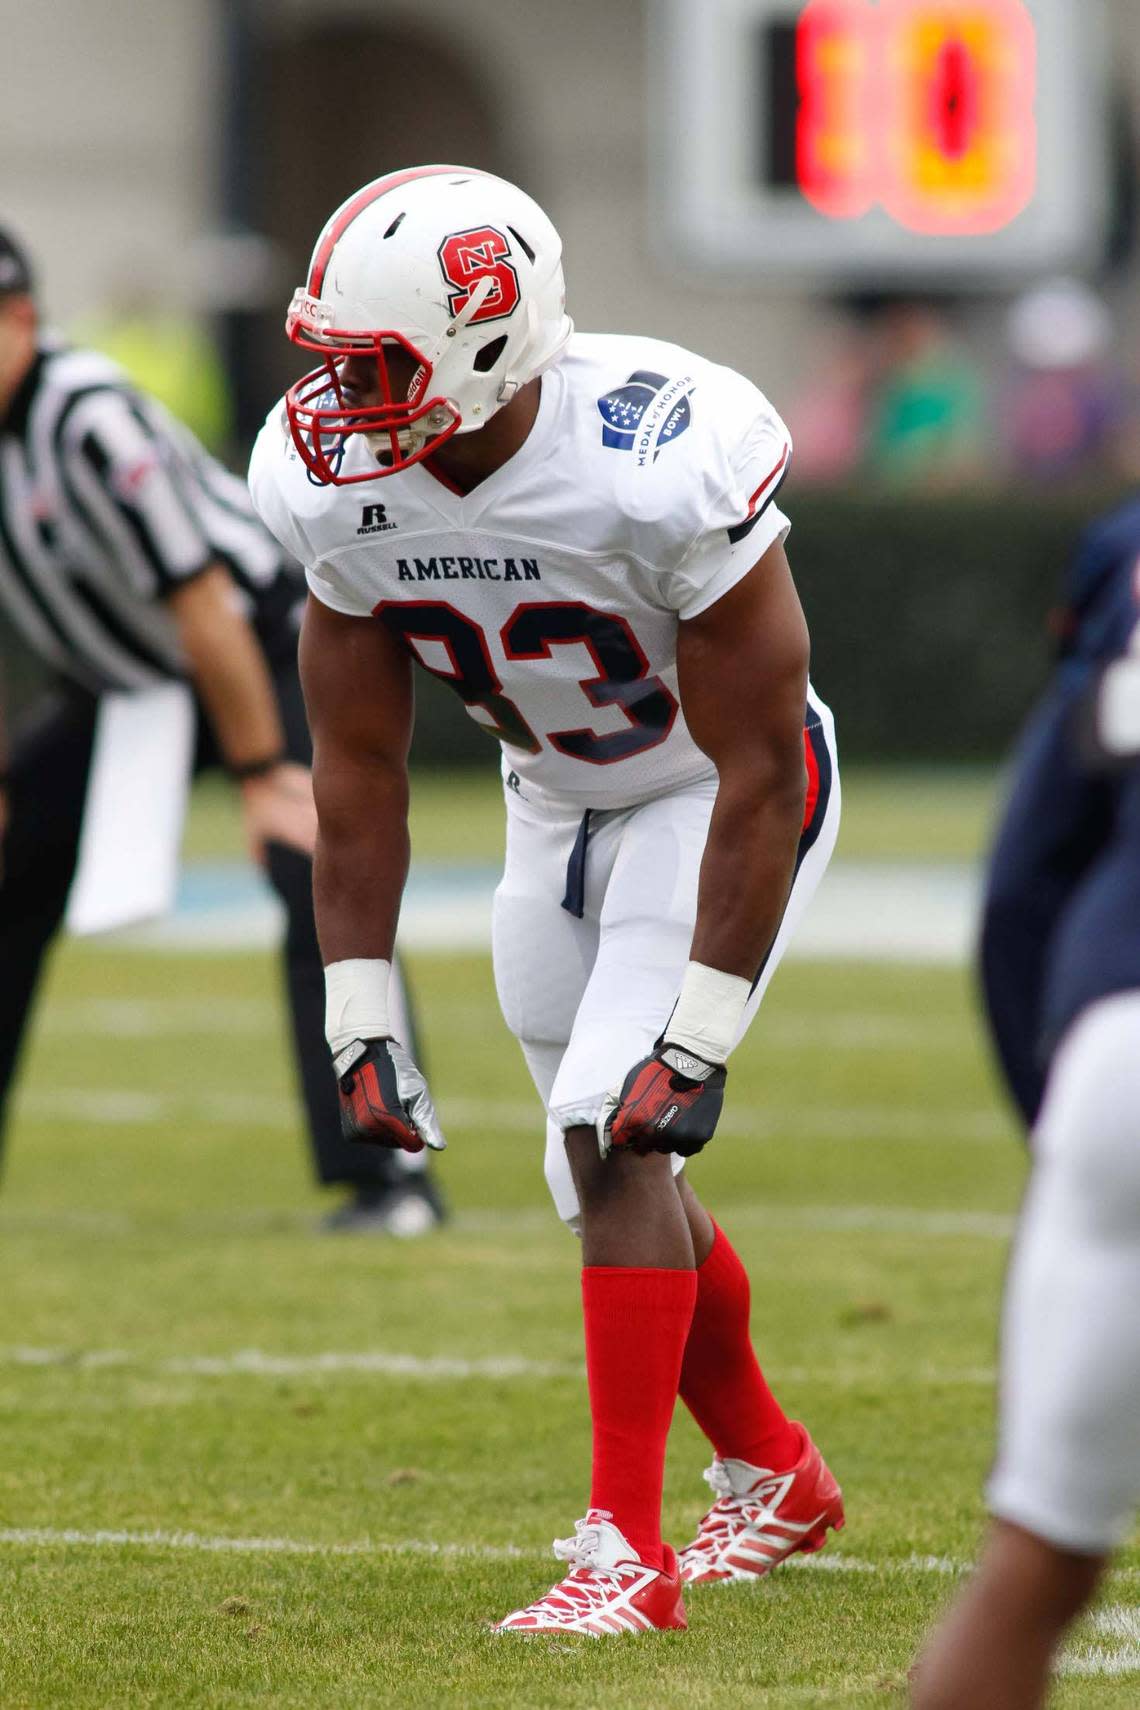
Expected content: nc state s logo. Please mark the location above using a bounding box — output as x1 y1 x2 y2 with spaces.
437 226 520 324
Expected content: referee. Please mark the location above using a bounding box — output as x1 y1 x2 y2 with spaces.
0 228 443 1235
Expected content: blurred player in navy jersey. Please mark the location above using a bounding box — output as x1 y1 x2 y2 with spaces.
913 500 1140 1707
251 163 845 1635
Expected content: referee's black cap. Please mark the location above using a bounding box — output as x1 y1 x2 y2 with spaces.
0 229 34 297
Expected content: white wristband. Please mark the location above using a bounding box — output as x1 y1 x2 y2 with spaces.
663 961 751 1065
324 958 392 1054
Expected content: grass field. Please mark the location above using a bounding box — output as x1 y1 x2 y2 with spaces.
1 768 1137 1707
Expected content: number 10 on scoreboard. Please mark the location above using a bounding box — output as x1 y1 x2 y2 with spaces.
656 0 1108 284
791 0 1035 234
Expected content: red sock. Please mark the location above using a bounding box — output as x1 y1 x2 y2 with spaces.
582 1265 698 1572
679 1223 800 1471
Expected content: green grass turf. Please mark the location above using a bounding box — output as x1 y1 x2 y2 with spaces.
181 763 1004 866
1 932 1138 1707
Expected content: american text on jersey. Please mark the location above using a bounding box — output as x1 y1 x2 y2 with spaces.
396 556 542 583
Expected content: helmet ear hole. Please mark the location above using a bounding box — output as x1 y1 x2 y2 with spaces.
507 225 536 265
473 334 508 373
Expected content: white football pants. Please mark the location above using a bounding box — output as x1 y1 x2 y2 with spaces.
491 702 840 1227
988 991 1140 1553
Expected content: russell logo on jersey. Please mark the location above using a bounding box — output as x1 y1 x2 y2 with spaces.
597 370 694 466
357 503 398 535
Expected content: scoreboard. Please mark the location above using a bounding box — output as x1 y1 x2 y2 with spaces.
653 0 1110 285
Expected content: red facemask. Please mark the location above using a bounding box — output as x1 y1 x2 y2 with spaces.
284 314 461 486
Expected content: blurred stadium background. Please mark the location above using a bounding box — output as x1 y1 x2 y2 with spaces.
7 0 1140 758
4 3 1140 1704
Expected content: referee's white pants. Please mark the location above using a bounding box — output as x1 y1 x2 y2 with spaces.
491 702 840 1228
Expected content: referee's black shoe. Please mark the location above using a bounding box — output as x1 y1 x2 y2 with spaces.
320 1177 447 1237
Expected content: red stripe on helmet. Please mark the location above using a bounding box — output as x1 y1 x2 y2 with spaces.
308 164 488 294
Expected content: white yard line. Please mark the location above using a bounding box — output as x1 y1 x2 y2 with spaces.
14 1087 1010 1145
0 1524 1135 1590
105 858 983 963
166 1350 582 1380
1056 1606 1140 1677
0 1344 995 1389
0 1527 960 1571
0 1526 1133 1674
0 1526 531 1561
0 1346 581 1381
0 1200 1016 1242
454 1203 1016 1239
40 998 967 1052
39 998 278 1038
15 1088 299 1127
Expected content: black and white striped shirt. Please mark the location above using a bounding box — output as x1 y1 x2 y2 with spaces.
0 339 301 694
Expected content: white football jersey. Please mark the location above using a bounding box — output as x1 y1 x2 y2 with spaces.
249 332 799 810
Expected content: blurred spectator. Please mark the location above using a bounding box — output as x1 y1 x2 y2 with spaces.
1001 277 1139 486
863 300 986 489
73 281 233 458
783 317 874 486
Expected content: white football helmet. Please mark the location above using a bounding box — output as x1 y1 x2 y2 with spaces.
285 164 573 484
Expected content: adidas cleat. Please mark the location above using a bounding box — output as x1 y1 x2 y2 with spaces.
678 1425 844 1584
497 1510 687 1635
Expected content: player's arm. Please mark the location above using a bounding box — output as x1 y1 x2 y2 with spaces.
166 566 315 861
679 537 810 976
298 592 443 1153
599 538 808 1158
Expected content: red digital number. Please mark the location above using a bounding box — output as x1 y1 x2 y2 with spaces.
879 0 1037 235
797 0 876 220
795 0 1036 236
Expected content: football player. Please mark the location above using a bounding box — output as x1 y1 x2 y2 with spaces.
249 165 844 1634
912 502 1140 1706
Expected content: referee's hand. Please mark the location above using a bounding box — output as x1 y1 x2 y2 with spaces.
240 762 317 864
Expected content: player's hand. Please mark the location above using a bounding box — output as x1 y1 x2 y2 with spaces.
597 1044 726 1159
333 1037 446 1154
240 762 318 864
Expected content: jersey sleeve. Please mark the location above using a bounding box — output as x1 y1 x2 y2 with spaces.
247 410 374 619
665 394 793 621
62 388 214 597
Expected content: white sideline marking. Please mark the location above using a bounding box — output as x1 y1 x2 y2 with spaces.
16 1087 1010 1146
0 1345 996 1389
41 997 277 1038
16 1088 297 1127
167 1350 582 1380
41 999 965 1052
1058 1606 1140 1677
0 1527 531 1561
0 1527 1133 1676
1 1346 582 1381
441 1098 1008 1146
104 857 982 963
0 1200 1016 1243
0 1528 960 1573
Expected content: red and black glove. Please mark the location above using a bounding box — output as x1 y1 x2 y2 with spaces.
333 1038 446 1154
597 1043 726 1158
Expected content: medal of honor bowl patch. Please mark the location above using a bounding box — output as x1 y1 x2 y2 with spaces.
597 370 693 462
